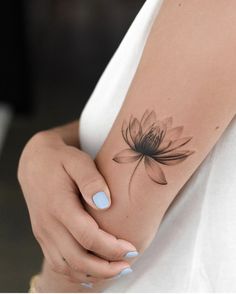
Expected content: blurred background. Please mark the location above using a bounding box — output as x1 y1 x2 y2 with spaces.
0 0 144 291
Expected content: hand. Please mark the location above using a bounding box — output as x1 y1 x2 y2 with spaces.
18 130 137 285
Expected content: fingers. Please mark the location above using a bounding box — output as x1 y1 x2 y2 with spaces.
40 241 71 277
63 148 111 210
57 195 138 261
40 223 100 284
74 252 131 279
53 223 131 280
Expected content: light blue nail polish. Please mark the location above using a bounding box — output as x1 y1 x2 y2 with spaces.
119 267 133 276
113 267 133 279
92 191 110 209
124 251 139 259
81 282 93 289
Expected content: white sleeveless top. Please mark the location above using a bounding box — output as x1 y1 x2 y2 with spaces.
79 0 236 291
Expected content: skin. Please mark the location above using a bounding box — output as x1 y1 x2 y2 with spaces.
18 0 236 292
18 122 138 291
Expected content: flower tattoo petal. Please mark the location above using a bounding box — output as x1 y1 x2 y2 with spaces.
129 118 142 145
112 109 195 199
159 137 192 154
122 121 135 149
165 126 184 141
141 110 157 132
113 149 142 163
144 157 167 185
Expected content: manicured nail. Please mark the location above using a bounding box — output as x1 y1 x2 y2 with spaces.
123 251 139 259
80 282 93 288
92 191 110 209
119 267 133 276
113 267 133 279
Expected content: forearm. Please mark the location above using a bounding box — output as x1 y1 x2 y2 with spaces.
35 1 236 292
83 0 236 291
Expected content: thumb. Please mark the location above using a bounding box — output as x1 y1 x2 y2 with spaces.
64 148 111 210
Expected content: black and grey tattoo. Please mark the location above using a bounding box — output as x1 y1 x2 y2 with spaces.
112 109 195 197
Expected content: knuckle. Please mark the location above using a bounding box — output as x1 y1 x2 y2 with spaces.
90 277 102 284
69 260 84 272
68 149 90 167
110 246 123 260
80 176 104 196
51 263 69 276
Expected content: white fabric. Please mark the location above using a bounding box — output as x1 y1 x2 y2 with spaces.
79 0 236 292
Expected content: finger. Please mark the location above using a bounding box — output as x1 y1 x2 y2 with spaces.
43 252 97 287
48 218 101 282
57 196 138 261
41 224 100 284
76 252 132 279
40 242 71 277
69 272 100 284
52 219 131 279
65 267 100 285
63 148 111 210
37 223 72 277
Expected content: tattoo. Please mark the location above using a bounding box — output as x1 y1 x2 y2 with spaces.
112 109 195 198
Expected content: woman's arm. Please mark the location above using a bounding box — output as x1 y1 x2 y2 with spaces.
82 0 236 290
27 1 236 292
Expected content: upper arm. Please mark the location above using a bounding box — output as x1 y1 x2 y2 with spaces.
85 0 236 252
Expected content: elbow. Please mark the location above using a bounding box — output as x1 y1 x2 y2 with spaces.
120 222 156 253
87 203 157 255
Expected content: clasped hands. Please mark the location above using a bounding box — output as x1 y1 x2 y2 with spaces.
17 130 138 289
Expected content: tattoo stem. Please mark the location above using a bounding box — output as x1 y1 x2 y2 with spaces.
128 155 144 199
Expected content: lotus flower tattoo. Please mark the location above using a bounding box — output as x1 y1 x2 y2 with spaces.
113 110 195 197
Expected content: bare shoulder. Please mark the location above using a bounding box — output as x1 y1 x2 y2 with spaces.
137 0 236 110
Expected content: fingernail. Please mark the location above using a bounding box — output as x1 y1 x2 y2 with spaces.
113 267 133 279
80 282 93 289
123 251 139 259
92 191 110 209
